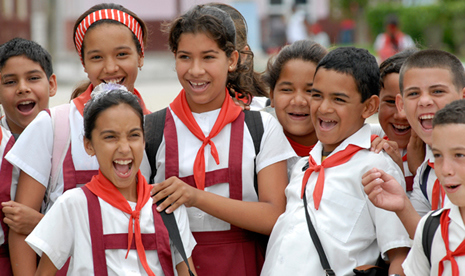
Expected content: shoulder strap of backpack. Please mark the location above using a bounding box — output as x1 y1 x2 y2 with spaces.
422 209 442 265
243 110 264 195
145 107 167 184
49 105 71 200
421 164 432 201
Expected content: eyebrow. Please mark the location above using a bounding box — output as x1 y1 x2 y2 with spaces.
86 46 132 55
177 49 220 55
1 69 44 79
277 81 312 86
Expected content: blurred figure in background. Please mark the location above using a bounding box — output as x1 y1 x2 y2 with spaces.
374 14 415 62
286 5 309 44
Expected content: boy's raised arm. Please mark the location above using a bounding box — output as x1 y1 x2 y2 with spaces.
362 168 420 238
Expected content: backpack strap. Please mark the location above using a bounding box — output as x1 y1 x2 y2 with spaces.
48 105 71 202
422 209 442 265
420 164 432 201
144 107 168 184
243 110 264 194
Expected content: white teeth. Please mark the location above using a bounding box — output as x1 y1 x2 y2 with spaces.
393 124 410 130
419 114 434 120
114 160 132 165
19 101 34 105
191 81 206 86
105 78 123 84
321 119 335 123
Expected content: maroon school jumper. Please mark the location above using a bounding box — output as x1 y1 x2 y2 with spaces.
0 135 16 276
80 186 174 275
164 109 265 275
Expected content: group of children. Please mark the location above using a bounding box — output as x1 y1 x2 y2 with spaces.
0 2 465 276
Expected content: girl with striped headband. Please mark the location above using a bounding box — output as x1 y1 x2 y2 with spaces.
5 3 151 275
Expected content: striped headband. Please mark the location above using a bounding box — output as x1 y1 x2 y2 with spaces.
74 9 144 62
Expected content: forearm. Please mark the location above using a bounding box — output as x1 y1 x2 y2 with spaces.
395 200 421 239
387 247 409 276
9 230 37 275
193 190 284 235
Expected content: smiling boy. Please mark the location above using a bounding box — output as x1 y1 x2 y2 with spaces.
403 99 465 274
261 47 410 276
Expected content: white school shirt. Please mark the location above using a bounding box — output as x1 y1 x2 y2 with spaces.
5 103 99 212
0 125 19 246
26 188 196 276
410 146 450 217
261 124 411 276
140 108 296 232
403 201 465 275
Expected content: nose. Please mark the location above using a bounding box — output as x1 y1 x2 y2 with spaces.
104 57 119 74
439 157 455 177
418 92 433 107
188 59 205 76
17 79 31 95
318 98 333 114
290 91 309 107
117 138 131 154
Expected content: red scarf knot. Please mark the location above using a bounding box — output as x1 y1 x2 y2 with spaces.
170 88 242 190
301 144 363 210
439 209 465 276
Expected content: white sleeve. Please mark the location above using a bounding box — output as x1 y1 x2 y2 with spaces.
255 112 296 173
171 205 196 265
369 123 385 137
5 110 53 187
410 163 432 217
25 190 79 269
374 34 385 52
402 213 431 275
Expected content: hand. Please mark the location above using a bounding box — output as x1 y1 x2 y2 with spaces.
407 129 425 176
150 176 199 213
371 137 403 173
2 201 43 235
361 168 408 212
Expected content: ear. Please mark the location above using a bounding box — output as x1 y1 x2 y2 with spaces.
269 89 275 108
138 53 144 69
361 95 379 119
84 137 96 156
396 93 404 114
461 86 465 99
228 50 239 72
48 74 58 98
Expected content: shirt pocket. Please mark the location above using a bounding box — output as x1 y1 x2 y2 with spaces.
314 186 367 244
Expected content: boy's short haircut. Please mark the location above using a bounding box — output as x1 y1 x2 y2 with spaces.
399 49 465 94
379 48 418 88
432 99 465 127
315 46 380 102
0 37 53 78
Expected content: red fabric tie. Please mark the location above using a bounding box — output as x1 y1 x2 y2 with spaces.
169 88 242 190
301 144 363 210
439 209 465 276
428 161 446 210
287 137 314 157
73 84 151 116
85 170 155 276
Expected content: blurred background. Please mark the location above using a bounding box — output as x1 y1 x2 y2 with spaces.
0 0 459 112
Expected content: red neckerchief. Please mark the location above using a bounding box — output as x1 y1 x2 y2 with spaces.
428 161 446 210
287 137 314 157
301 144 363 210
439 209 465 276
85 170 155 276
73 84 151 116
169 88 242 190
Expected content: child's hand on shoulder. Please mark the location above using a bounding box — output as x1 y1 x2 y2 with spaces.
150 177 199 214
370 137 403 173
361 168 408 212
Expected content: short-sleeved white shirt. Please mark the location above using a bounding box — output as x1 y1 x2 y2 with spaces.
140 108 296 232
26 187 196 275
261 124 411 276
6 103 99 212
410 146 450 217
403 202 465 275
